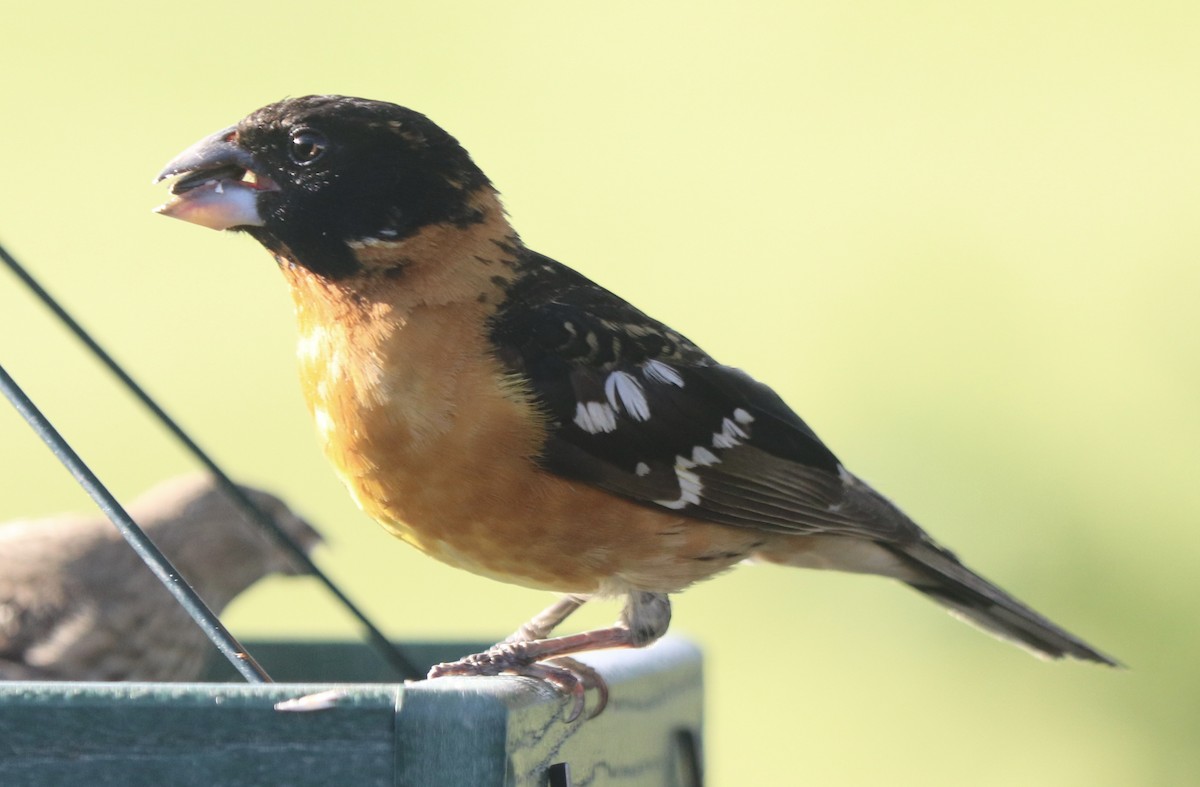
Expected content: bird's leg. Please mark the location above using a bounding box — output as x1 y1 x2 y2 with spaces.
504 594 588 643
428 592 671 721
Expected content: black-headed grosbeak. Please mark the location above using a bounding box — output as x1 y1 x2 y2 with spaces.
155 96 1116 713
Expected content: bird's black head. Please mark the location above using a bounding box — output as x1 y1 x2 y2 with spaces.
156 95 492 279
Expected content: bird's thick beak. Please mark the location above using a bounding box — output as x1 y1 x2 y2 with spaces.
154 126 279 230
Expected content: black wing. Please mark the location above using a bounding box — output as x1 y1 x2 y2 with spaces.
488 250 911 540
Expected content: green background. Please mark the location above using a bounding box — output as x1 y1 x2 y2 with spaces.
2 2 1195 783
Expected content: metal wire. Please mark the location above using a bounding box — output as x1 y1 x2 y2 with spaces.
0 362 272 683
0 241 422 680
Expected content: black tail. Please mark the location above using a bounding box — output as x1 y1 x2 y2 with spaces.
894 539 1120 666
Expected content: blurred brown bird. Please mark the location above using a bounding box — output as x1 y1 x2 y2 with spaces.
0 474 321 681
155 96 1117 714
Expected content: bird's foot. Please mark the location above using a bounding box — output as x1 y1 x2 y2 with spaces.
427 596 666 721
428 644 608 722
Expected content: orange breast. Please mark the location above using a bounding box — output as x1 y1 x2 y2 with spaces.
286 272 765 595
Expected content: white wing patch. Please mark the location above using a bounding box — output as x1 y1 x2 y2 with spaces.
572 363 690 436
650 406 754 509
712 413 751 449
642 359 685 387
574 401 618 434
655 456 704 509
604 371 651 421
653 446 721 509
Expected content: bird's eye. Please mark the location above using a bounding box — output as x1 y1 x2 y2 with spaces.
289 129 328 164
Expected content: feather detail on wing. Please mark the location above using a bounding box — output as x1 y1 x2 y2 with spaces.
488 251 918 542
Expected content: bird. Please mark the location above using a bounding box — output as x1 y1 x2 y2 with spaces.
0 473 321 681
154 95 1117 712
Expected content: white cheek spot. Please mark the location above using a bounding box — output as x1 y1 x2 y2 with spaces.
605 371 651 421
348 235 403 248
655 455 703 509
643 359 684 387
574 401 618 434
635 462 651 477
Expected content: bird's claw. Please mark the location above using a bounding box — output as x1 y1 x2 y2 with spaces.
428 646 608 722
545 656 609 720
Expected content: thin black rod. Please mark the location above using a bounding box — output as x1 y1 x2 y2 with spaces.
0 242 421 680
0 362 272 684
